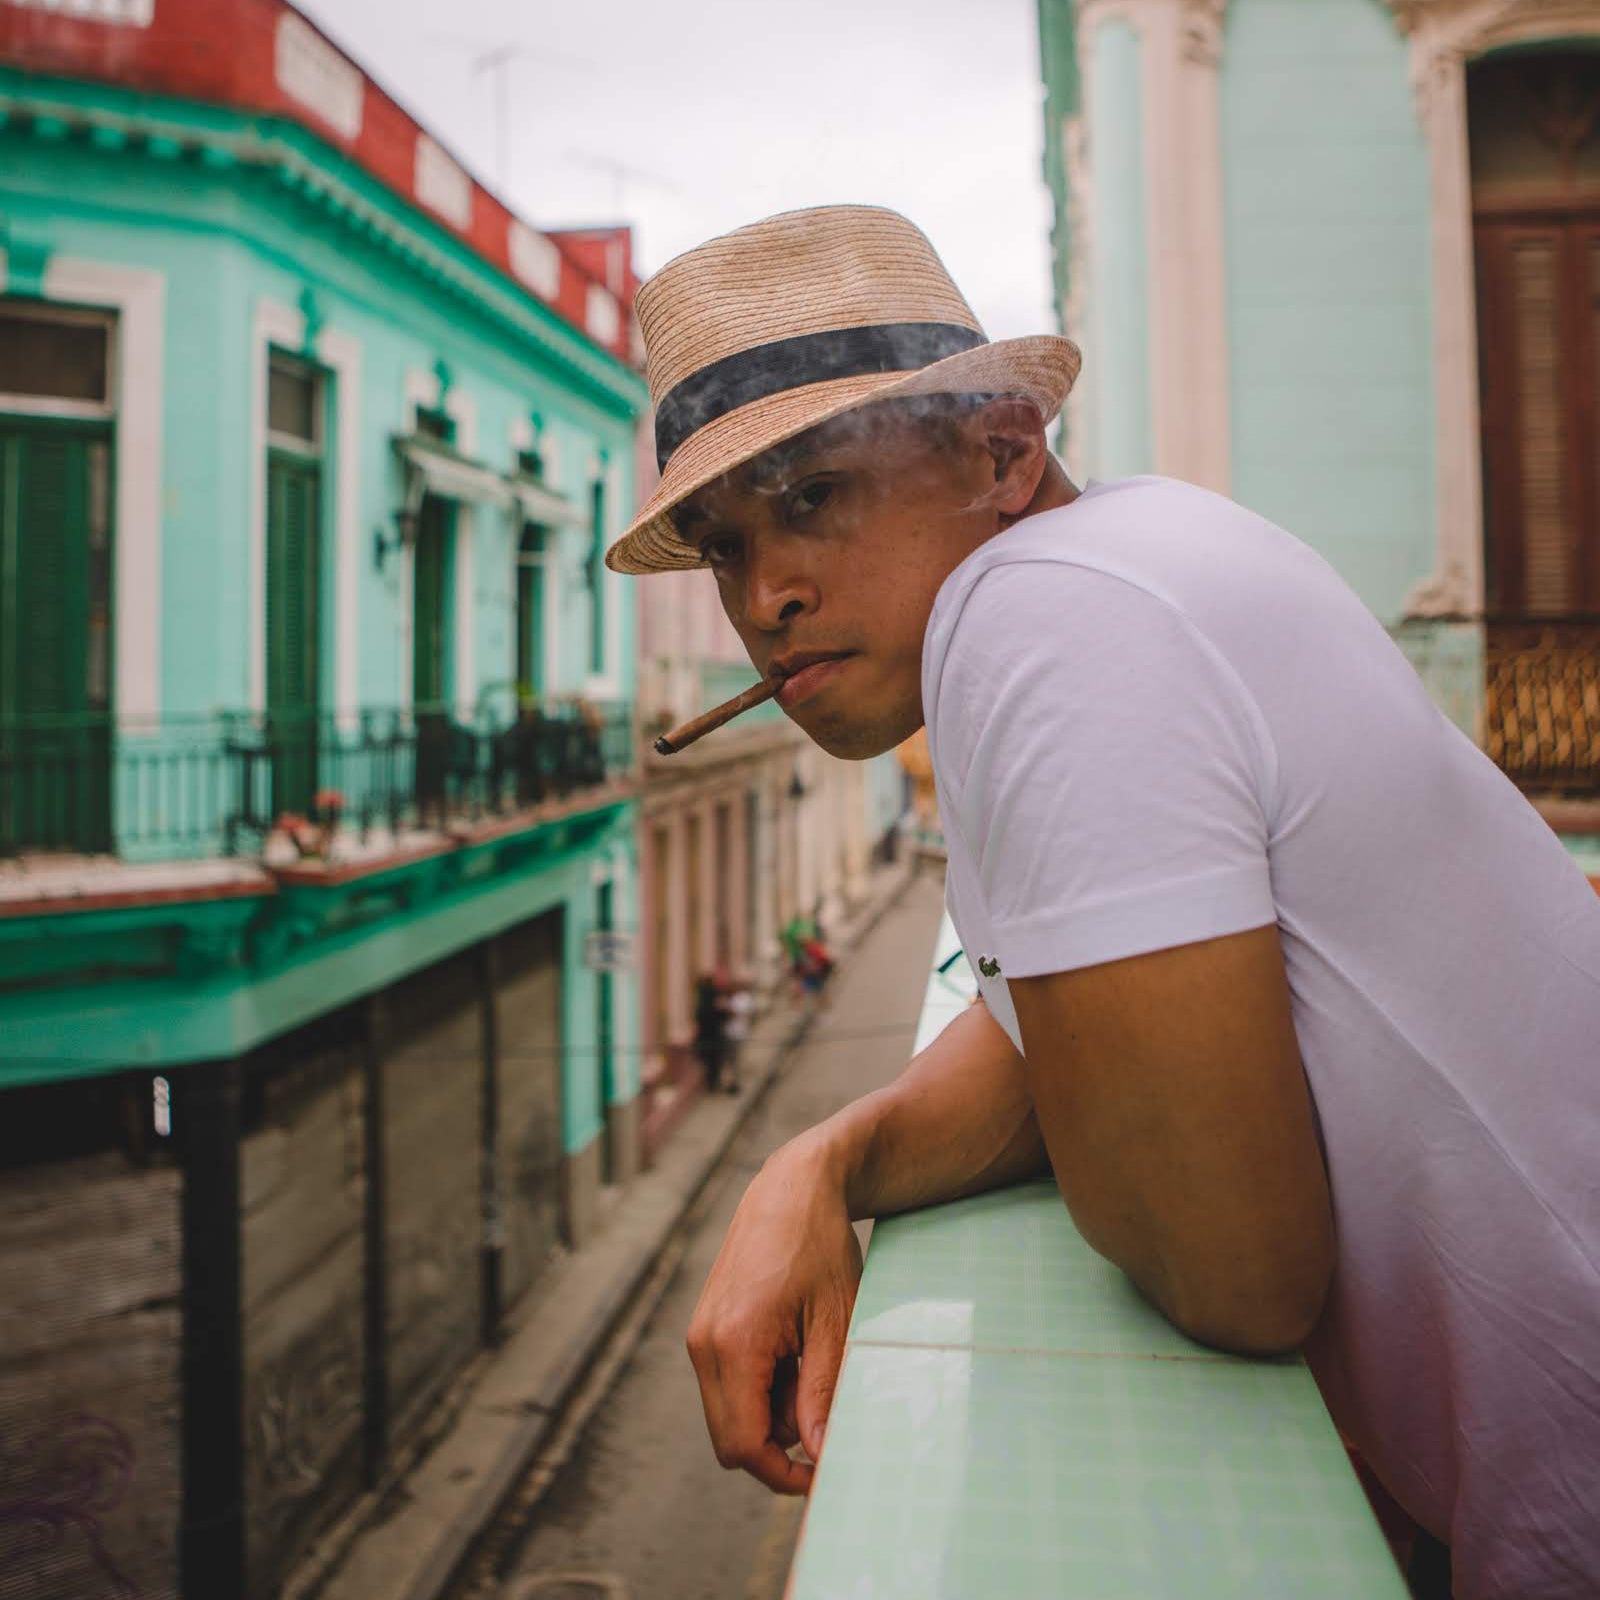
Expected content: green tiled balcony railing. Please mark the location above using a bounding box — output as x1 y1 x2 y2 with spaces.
0 700 634 862
787 916 1409 1599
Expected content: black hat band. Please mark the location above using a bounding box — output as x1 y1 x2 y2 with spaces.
653 320 986 471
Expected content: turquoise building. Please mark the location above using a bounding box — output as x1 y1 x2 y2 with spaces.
0 1 650 1595
1038 0 1600 858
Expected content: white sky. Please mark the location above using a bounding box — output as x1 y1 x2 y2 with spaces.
295 0 1058 343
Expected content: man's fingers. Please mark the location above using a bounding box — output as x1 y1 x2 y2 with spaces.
690 1340 813 1493
795 1312 849 1462
734 1440 815 1497
771 1355 800 1449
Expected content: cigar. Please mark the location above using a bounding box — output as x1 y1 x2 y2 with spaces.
654 678 779 755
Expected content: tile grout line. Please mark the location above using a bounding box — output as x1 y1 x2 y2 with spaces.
844 1336 1287 1366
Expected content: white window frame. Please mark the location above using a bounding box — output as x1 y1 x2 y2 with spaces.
250 298 362 721
0 299 118 421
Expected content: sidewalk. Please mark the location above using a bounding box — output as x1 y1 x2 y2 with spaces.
288 852 922 1600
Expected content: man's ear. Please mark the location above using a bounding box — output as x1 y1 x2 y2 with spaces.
979 398 1048 516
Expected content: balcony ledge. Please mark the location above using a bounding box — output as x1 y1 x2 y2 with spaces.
786 917 1408 1599
0 856 274 919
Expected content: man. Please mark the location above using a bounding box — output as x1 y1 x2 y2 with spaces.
605 205 1600 1600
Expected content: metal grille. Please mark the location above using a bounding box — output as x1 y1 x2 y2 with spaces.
1484 618 1600 795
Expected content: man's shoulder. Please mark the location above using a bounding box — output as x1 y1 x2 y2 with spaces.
940 476 1253 604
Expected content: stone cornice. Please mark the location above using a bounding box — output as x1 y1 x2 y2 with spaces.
1384 0 1600 48
1073 0 1228 64
1181 0 1227 65
0 78 649 419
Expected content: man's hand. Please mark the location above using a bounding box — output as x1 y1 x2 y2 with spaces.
686 1000 1044 1494
686 1136 861 1494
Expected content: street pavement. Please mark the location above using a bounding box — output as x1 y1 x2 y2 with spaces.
495 867 946 1600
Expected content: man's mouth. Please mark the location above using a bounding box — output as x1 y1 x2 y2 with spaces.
771 651 856 710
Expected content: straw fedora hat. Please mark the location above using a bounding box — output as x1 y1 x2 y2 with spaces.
605 204 1081 575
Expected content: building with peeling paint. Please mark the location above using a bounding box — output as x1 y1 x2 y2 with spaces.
1037 0 1600 879
0 2 654 1594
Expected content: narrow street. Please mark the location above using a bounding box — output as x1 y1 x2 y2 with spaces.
473 868 945 1600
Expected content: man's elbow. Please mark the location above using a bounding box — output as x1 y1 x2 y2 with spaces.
1164 1247 1333 1357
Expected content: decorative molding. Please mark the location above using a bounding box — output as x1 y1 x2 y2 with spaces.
1180 0 1227 64
1403 559 1474 617
1385 0 1600 43
0 96 644 414
508 221 561 300
274 12 363 143
414 135 471 232
1 0 152 24
585 283 621 348
1385 0 1600 616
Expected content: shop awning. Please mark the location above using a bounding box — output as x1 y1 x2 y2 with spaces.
393 436 587 528
394 434 511 508
506 471 586 528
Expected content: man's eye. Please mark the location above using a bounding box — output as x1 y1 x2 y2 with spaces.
701 535 741 567
787 479 834 518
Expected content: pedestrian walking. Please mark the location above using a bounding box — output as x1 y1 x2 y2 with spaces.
692 973 728 1095
609 204 1600 1600
718 967 754 1095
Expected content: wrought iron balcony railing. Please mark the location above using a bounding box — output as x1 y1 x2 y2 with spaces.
1484 617 1600 797
0 701 635 862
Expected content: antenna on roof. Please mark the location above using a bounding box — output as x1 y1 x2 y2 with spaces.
562 150 680 220
428 34 593 192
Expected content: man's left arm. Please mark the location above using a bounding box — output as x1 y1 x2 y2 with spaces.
1009 923 1334 1356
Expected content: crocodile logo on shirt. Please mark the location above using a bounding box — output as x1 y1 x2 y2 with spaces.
977 955 1001 979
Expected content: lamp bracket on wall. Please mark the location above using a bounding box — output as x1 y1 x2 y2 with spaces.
374 458 428 573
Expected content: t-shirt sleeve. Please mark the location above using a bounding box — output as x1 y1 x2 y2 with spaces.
932 561 1278 978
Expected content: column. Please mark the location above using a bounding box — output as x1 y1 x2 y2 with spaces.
729 783 750 975
664 809 690 1042
1076 0 1232 489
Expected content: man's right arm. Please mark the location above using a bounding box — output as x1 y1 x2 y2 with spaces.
822 995 1047 1219
685 998 1046 1493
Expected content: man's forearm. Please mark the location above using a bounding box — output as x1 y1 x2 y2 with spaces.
796 999 1049 1221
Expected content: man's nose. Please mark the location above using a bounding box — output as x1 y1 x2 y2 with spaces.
744 548 818 632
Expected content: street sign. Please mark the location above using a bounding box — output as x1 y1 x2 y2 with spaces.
583 929 636 972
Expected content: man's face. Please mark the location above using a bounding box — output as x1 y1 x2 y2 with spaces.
673 402 1001 760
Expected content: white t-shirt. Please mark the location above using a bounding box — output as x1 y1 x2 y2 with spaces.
923 476 1600 1600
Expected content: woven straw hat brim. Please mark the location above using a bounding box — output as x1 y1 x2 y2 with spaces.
606 331 1081 575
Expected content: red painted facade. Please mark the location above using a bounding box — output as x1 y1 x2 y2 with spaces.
0 0 638 361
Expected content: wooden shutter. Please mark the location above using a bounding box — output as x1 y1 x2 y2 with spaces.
266 452 320 815
266 454 320 715
412 497 448 709
13 428 91 719
588 479 605 675
1477 219 1600 616
0 422 112 851
516 523 545 699
1509 233 1570 612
